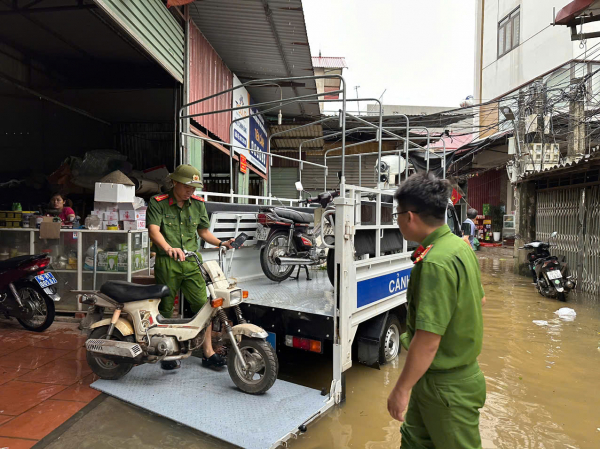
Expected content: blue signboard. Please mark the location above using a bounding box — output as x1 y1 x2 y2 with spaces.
357 267 412 308
249 103 267 172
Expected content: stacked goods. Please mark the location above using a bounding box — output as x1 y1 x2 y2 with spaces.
0 211 37 228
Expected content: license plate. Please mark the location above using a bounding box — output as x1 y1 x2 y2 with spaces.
35 273 57 288
266 331 276 350
547 270 562 280
256 224 270 241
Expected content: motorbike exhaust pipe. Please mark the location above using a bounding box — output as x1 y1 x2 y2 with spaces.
86 339 144 363
275 257 316 266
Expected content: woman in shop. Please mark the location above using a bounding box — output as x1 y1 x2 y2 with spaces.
49 193 76 224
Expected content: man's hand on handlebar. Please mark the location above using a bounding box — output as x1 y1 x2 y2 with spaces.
165 247 186 262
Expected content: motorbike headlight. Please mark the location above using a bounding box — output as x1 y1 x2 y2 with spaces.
229 289 242 306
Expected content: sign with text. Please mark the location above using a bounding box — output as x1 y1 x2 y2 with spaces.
240 155 247 174
231 75 267 173
357 268 412 308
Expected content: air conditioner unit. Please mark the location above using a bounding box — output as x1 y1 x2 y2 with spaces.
524 143 560 171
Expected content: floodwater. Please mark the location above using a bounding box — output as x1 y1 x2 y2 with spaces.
45 251 600 449
292 253 600 449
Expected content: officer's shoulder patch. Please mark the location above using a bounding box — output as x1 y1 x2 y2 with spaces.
154 193 169 202
191 194 205 202
413 244 434 265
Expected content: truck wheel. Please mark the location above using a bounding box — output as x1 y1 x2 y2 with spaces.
379 314 401 364
86 326 135 380
326 249 335 286
228 338 278 395
260 231 295 282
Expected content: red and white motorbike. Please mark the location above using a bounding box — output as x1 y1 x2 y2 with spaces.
82 251 278 395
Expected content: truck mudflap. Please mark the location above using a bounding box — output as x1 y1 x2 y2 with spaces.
91 357 334 449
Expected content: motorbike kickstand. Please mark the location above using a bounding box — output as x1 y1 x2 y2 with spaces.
291 265 311 281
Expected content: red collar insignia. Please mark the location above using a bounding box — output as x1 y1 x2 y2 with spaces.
191 194 205 202
154 193 169 202
168 197 174 206
412 244 433 264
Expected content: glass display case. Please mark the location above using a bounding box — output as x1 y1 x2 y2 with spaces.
502 214 515 238
0 229 150 312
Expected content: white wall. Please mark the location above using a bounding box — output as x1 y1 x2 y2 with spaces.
480 0 600 100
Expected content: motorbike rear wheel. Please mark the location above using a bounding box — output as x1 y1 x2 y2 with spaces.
16 283 55 332
260 231 295 282
557 292 567 302
228 338 278 395
86 326 135 380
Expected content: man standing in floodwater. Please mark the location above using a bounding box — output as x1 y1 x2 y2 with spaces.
387 172 486 448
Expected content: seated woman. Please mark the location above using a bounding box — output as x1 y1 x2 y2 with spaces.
50 193 76 225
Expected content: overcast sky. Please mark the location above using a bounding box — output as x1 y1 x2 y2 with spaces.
303 0 476 111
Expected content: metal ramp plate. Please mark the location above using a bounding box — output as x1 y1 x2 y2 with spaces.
242 270 334 317
92 358 327 449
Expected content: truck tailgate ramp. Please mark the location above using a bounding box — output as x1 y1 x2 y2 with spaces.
92 357 329 449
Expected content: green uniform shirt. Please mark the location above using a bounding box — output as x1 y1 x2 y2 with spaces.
401 224 484 371
146 191 210 256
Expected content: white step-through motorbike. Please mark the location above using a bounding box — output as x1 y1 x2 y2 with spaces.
81 250 278 395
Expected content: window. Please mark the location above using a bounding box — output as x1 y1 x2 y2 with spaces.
498 7 520 58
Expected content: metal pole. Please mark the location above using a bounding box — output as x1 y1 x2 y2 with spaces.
443 137 447 179
92 240 97 291
359 154 362 186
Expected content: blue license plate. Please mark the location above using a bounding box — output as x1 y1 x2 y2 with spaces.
35 273 57 288
266 331 276 350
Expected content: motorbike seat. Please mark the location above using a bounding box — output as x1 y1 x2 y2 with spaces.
100 281 170 303
273 207 313 224
0 254 45 271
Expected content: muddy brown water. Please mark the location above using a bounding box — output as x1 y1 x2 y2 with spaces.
45 252 600 448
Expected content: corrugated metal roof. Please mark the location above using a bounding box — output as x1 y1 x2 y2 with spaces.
270 124 324 149
189 0 320 118
520 150 600 180
311 56 347 69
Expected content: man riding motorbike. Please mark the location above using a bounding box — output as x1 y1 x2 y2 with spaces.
147 164 233 370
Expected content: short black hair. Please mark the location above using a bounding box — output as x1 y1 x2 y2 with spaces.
394 172 451 225
467 208 478 219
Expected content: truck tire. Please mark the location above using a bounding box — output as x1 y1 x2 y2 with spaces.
379 314 401 364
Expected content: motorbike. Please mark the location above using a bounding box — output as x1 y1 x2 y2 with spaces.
520 231 576 302
255 181 339 282
82 250 278 395
0 254 60 331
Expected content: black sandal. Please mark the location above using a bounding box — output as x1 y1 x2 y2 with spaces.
202 353 226 368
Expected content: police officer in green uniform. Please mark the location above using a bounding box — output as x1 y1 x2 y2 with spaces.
387 172 487 448
147 164 233 370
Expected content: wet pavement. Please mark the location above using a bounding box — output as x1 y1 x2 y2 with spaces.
4 248 600 448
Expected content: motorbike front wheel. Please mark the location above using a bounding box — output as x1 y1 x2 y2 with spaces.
260 231 295 282
86 326 135 380
16 283 55 332
228 338 278 395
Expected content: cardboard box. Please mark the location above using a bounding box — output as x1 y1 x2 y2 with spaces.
94 182 135 203
106 251 118 271
97 252 108 271
103 211 119 221
117 251 128 272
119 209 146 221
94 202 119 212
40 217 61 239
123 220 146 231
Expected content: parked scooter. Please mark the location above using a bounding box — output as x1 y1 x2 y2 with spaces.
82 251 278 395
520 231 576 302
255 181 339 282
0 254 60 331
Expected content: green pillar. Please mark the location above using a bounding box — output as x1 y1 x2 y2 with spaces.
237 169 249 204
188 136 203 179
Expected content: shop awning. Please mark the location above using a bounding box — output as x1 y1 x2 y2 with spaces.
555 0 600 25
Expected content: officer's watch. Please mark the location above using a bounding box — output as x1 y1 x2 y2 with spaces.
218 241 223 247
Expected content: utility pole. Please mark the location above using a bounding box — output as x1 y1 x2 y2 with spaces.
568 77 586 162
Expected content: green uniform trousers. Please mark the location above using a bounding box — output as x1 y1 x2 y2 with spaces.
154 255 208 318
401 362 486 449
